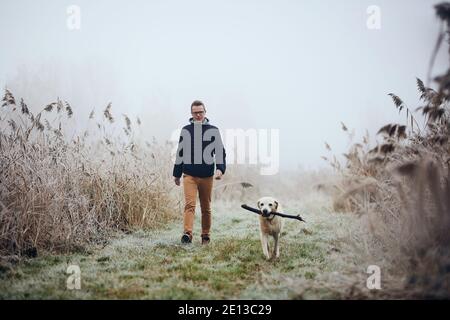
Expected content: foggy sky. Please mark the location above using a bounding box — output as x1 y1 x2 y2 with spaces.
0 0 447 171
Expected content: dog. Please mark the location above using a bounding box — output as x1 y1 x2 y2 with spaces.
257 196 284 260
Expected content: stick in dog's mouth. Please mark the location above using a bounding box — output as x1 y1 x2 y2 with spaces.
241 204 306 222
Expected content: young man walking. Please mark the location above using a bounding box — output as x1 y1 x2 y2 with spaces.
173 100 226 245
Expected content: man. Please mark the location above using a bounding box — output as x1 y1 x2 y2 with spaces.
173 100 226 245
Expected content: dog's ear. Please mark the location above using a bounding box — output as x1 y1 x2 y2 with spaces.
257 200 261 209
274 200 278 210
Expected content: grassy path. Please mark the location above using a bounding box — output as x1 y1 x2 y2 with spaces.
0 196 373 299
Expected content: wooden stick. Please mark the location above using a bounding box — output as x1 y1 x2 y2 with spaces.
241 204 306 222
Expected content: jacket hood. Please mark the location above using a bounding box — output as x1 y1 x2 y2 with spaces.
189 117 210 125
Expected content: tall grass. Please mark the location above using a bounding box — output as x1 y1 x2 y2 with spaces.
323 2 450 298
0 91 181 258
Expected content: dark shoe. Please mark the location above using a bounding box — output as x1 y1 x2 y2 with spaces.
181 232 192 244
201 235 210 245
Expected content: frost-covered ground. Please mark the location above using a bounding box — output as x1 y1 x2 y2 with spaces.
0 194 383 299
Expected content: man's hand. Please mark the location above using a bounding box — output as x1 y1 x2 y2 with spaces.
174 177 181 186
214 170 223 180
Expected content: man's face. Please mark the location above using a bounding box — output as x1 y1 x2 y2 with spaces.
191 105 206 122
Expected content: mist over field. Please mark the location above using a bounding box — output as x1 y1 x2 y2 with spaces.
0 0 446 170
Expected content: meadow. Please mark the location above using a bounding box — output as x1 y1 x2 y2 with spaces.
1 2 450 300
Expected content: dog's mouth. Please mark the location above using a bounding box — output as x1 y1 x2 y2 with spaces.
261 209 272 218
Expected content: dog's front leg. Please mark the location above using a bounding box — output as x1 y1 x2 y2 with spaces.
273 233 280 259
260 232 271 260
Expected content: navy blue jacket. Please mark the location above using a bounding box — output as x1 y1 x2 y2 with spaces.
173 118 226 178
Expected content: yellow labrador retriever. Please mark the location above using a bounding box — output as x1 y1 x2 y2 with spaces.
257 196 284 260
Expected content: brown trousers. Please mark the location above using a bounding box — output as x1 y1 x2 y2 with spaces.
182 174 214 237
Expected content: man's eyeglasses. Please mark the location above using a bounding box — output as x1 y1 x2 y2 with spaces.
192 111 205 116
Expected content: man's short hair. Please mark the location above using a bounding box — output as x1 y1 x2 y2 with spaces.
191 100 206 112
